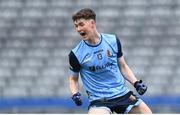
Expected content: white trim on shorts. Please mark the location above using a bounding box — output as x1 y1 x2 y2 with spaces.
89 106 112 114
124 98 143 113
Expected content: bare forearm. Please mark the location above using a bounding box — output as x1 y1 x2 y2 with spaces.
118 56 138 85
121 64 137 85
69 76 79 95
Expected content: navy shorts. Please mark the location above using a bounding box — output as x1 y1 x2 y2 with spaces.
89 91 142 113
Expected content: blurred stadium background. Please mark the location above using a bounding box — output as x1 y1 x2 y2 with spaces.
0 0 180 113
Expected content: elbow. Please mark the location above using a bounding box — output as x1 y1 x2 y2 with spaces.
120 62 127 71
69 76 78 84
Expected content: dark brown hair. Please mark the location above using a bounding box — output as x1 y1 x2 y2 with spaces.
72 8 96 22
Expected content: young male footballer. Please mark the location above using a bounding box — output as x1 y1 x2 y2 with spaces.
68 8 152 114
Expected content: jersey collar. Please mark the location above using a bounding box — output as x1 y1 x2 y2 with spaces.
83 34 102 47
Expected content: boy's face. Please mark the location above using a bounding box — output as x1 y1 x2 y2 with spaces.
74 18 95 40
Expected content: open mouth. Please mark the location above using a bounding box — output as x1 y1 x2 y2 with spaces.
79 31 86 37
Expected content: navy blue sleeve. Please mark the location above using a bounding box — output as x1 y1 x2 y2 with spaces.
116 36 123 58
68 51 81 72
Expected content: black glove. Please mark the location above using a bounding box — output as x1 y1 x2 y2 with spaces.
71 92 82 106
134 80 147 95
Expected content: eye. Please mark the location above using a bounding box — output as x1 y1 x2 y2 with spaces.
79 23 84 26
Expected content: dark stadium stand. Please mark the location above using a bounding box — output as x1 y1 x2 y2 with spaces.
0 0 179 113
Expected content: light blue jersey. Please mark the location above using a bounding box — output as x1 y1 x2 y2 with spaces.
69 33 129 102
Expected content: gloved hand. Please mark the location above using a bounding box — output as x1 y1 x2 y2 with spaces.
134 80 147 95
71 92 82 106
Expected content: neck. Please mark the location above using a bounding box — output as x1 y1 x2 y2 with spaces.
86 31 101 45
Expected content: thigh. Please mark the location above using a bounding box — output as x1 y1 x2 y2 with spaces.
129 101 152 114
88 106 112 114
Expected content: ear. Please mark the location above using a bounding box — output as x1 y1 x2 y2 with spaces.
90 20 96 28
